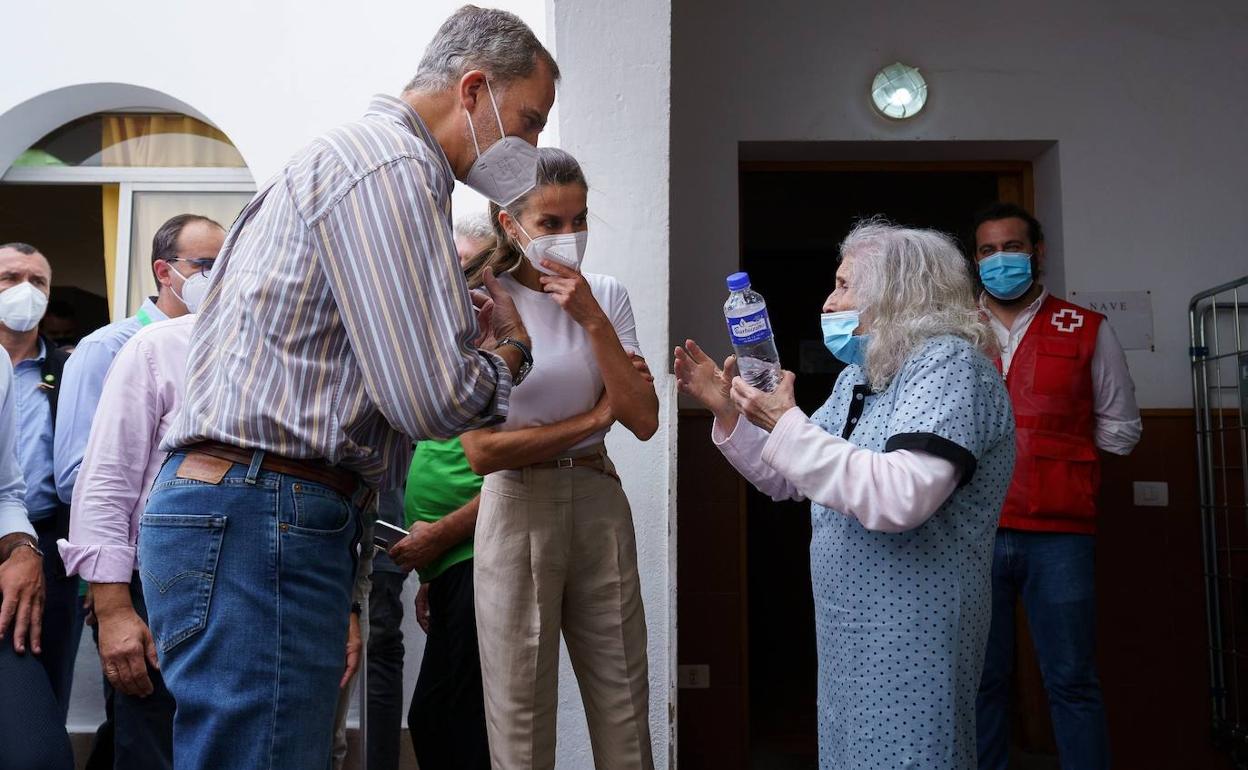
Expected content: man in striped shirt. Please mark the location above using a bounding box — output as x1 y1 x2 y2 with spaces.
139 7 556 769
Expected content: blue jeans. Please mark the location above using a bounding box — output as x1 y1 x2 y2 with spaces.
139 451 363 770
976 530 1109 770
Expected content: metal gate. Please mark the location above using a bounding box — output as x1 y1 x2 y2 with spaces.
1191 275 1248 767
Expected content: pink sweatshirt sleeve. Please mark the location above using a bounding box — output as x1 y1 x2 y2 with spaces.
711 414 804 501
757 407 961 532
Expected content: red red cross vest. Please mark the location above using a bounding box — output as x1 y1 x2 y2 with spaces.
998 294 1104 534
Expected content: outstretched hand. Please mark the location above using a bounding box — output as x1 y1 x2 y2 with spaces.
673 339 738 424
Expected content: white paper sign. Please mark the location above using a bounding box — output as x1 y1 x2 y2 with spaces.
1068 290 1153 351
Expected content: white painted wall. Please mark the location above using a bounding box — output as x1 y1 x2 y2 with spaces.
0 1 543 219
671 0 1248 409
551 0 675 765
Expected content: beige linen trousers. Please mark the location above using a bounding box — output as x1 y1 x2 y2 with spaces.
474 451 654 770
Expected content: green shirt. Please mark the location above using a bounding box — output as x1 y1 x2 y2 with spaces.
404 437 483 582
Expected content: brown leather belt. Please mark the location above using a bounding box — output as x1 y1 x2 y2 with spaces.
183 440 362 499
527 450 618 481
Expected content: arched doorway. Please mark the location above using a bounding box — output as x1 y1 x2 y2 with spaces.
0 87 254 344
0 87 254 742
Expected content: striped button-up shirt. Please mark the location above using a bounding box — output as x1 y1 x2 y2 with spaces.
163 95 512 487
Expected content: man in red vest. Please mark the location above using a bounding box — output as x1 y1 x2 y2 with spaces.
972 203 1141 770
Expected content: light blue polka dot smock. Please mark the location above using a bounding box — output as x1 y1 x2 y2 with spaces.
807 335 1014 769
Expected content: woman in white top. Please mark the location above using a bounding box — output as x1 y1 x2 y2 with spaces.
460 148 659 770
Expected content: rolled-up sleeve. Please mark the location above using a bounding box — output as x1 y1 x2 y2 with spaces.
1091 322 1142 455
311 158 511 441
0 359 30 538
58 338 162 582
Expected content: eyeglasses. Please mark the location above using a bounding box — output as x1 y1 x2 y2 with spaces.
166 257 216 272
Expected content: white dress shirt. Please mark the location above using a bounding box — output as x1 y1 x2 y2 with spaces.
983 289 1142 455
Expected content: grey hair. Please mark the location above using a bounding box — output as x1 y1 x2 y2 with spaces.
454 213 494 243
404 5 559 93
843 218 996 391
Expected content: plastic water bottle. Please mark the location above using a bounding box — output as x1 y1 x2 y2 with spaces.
724 271 781 392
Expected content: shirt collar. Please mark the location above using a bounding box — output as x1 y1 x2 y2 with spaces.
138 297 168 324
979 287 1050 331
16 337 47 368
365 94 455 184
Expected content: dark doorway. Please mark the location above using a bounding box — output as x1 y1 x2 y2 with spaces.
738 162 1028 768
0 183 111 343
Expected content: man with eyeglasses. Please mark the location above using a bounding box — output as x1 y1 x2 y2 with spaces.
53 213 224 770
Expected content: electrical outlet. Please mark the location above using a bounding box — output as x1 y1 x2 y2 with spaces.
677 664 710 689
1133 481 1169 507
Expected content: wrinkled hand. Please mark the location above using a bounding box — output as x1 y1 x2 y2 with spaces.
388 521 448 574
480 268 527 345
731 370 797 432
539 260 609 329
97 605 159 697
0 543 44 654
415 583 431 634
674 340 736 416
340 612 362 689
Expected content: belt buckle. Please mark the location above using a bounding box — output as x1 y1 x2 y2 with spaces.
557 457 574 469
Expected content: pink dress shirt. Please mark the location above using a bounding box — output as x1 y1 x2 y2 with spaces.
58 315 194 583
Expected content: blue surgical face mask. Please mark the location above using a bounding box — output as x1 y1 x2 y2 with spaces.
821 310 868 366
978 251 1034 300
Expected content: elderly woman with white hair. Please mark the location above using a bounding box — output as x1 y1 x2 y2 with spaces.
675 220 1015 769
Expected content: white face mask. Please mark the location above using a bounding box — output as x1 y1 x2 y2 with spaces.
170 267 211 314
463 79 539 207
0 282 49 333
514 222 588 275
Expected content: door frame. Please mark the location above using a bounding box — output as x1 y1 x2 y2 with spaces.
677 157 1039 768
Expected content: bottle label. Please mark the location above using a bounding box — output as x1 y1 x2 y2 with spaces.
726 309 772 345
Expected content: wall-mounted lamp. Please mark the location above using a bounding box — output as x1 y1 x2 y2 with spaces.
871 63 928 119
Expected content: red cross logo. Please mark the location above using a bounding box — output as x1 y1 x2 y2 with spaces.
1051 308 1084 333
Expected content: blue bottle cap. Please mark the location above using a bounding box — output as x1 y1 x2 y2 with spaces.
726 272 751 291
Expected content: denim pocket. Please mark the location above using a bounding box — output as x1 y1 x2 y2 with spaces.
139 513 226 654
289 483 352 534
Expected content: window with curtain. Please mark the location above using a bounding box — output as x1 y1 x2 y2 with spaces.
13 112 246 168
